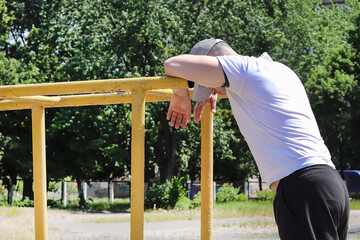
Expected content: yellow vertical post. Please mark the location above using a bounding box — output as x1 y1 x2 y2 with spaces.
32 106 48 240
201 104 213 240
130 89 146 240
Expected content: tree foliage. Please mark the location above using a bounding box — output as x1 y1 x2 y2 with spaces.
0 0 359 205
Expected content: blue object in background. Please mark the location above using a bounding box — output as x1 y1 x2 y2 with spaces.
339 170 360 192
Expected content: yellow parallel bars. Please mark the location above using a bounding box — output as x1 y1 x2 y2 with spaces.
32 106 48 240
0 77 220 240
201 104 214 240
131 89 146 240
0 76 186 97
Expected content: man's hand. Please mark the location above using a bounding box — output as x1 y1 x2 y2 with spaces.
167 88 192 129
194 90 218 123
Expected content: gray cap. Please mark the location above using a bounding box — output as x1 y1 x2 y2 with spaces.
190 38 223 101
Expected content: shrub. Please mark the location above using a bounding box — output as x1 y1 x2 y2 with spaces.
169 177 187 208
190 191 201 209
47 199 61 208
256 189 276 201
88 198 110 211
175 195 191 210
145 181 170 209
13 198 34 207
145 177 187 210
216 183 239 202
236 193 248 202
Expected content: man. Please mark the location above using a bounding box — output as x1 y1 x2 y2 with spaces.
164 38 349 240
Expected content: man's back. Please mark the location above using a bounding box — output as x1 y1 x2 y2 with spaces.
217 53 334 184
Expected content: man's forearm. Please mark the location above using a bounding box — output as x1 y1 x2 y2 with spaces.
172 88 190 98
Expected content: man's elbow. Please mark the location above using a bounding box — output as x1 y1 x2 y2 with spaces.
163 59 172 76
164 58 180 77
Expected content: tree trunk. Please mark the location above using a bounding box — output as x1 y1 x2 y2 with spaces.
160 128 177 182
258 174 263 191
22 178 34 200
61 181 67 207
76 179 86 207
5 176 16 205
8 182 14 205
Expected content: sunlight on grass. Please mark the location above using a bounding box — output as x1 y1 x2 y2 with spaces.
0 207 34 240
350 200 360 210
214 201 274 219
144 209 200 223
3 207 22 217
238 219 276 229
83 200 274 223
221 219 276 229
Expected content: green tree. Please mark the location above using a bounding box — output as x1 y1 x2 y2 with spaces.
302 1 360 171
1 0 359 206
0 0 40 203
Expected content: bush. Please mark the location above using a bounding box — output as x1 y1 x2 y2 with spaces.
350 192 360 200
175 195 191 210
216 183 239 202
236 193 248 202
169 177 187 208
87 198 110 211
13 198 34 207
145 177 187 210
256 189 276 201
190 191 201 209
145 181 170 209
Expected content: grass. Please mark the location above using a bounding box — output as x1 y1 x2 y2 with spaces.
82 198 360 224
214 201 274 218
83 200 274 223
0 207 34 240
86 197 131 212
1 198 359 239
350 200 360 210
1 197 359 224
47 197 131 212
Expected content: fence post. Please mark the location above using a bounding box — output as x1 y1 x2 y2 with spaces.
109 181 114 204
130 89 146 240
32 106 48 240
201 104 213 240
62 181 67 207
82 182 87 201
244 181 249 198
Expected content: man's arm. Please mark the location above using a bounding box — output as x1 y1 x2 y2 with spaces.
164 54 225 128
164 55 226 88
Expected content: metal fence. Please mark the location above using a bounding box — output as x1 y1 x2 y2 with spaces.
0 76 222 240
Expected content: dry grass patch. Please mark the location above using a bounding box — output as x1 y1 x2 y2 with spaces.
0 207 34 240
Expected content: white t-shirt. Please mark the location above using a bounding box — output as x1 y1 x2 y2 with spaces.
217 53 334 185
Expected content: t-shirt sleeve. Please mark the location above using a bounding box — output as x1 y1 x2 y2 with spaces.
217 55 249 93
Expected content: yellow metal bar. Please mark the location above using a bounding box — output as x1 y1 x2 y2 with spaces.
0 95 61 103
0 92 172 111
147 89 174 96
130 89 146 240
201 104 213 240
0 76 187 97
32 106 48 240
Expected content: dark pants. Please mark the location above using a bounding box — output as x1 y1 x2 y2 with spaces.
274 165 350 240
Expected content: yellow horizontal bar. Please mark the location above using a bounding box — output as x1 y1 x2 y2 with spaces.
146 89 228 99
147 89 174 96
0 90 228 112
0 92 172 111
0 76 188 97
0 96 61 103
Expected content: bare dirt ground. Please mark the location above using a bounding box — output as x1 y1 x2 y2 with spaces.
46 210 360 240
